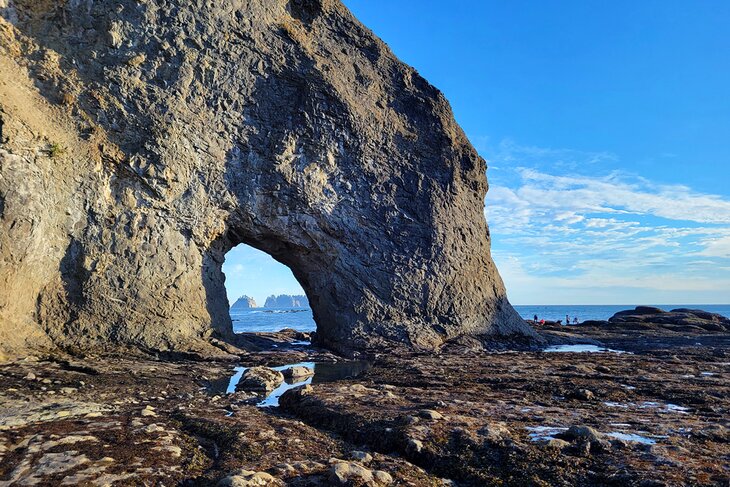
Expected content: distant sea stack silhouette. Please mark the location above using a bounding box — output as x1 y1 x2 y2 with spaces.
0 0 535 358
264 295 310 308
231 296 258 310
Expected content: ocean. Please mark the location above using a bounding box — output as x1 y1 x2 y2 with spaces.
231 304 730 333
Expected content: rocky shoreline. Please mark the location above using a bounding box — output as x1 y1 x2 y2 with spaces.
1 309 728 486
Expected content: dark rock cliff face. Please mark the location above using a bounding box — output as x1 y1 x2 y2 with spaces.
0 0 534 358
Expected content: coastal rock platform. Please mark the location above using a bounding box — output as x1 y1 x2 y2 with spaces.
1 322 727 486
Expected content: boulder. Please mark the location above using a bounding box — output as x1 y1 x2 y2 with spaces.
564 425 602 442
239 367 284 392
329 461 373 484
281 366 314 381
477 422 512 442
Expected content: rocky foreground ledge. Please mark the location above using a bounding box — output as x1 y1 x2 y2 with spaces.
1 312 728 486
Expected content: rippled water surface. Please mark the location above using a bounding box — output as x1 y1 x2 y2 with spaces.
231 305 730 333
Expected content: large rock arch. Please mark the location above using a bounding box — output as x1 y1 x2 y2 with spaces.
0 0 534 358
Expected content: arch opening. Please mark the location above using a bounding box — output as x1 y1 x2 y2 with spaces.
222 243 316 335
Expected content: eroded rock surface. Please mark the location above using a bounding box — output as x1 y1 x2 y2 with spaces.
0 0 532 358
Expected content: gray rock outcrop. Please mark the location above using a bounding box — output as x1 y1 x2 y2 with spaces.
231 296 258 310
0 0 534 359
609 307 729 332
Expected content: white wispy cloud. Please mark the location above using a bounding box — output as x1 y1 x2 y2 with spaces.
481 141 730 304
698 236 730 258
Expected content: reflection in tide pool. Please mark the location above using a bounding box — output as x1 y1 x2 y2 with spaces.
544 344 627 353
606 432 656 444
213 360 371 408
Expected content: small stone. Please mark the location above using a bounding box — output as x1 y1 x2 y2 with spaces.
218 469 282 486
349 450 372 464
544 438 570 449
478 422 512 441
60 387 77 395
141 406 157 417
330 462 374 484
23 372 36 380
407 438 424 454
565 425 602 442
373 470 394 485
418 409 443 420
144 424 165 433
573 389 595 401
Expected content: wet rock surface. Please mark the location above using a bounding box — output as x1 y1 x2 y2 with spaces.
0 326 727 486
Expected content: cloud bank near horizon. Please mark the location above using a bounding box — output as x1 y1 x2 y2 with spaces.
482 140 730 305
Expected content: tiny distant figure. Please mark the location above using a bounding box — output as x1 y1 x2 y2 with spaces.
533 314 538 323
566 314 570 324
574 317 579 325
540 319 545 325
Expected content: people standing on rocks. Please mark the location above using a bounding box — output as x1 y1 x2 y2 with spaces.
573 317 579 325
533 314 539 323
566 314 570 325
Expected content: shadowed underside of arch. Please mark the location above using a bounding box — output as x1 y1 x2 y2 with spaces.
0 0 535 359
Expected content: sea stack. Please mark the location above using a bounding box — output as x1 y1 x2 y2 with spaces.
0 0 534 358
264 295 310 308
231 296 258 310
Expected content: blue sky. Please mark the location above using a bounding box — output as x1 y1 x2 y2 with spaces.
223 0 730 306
